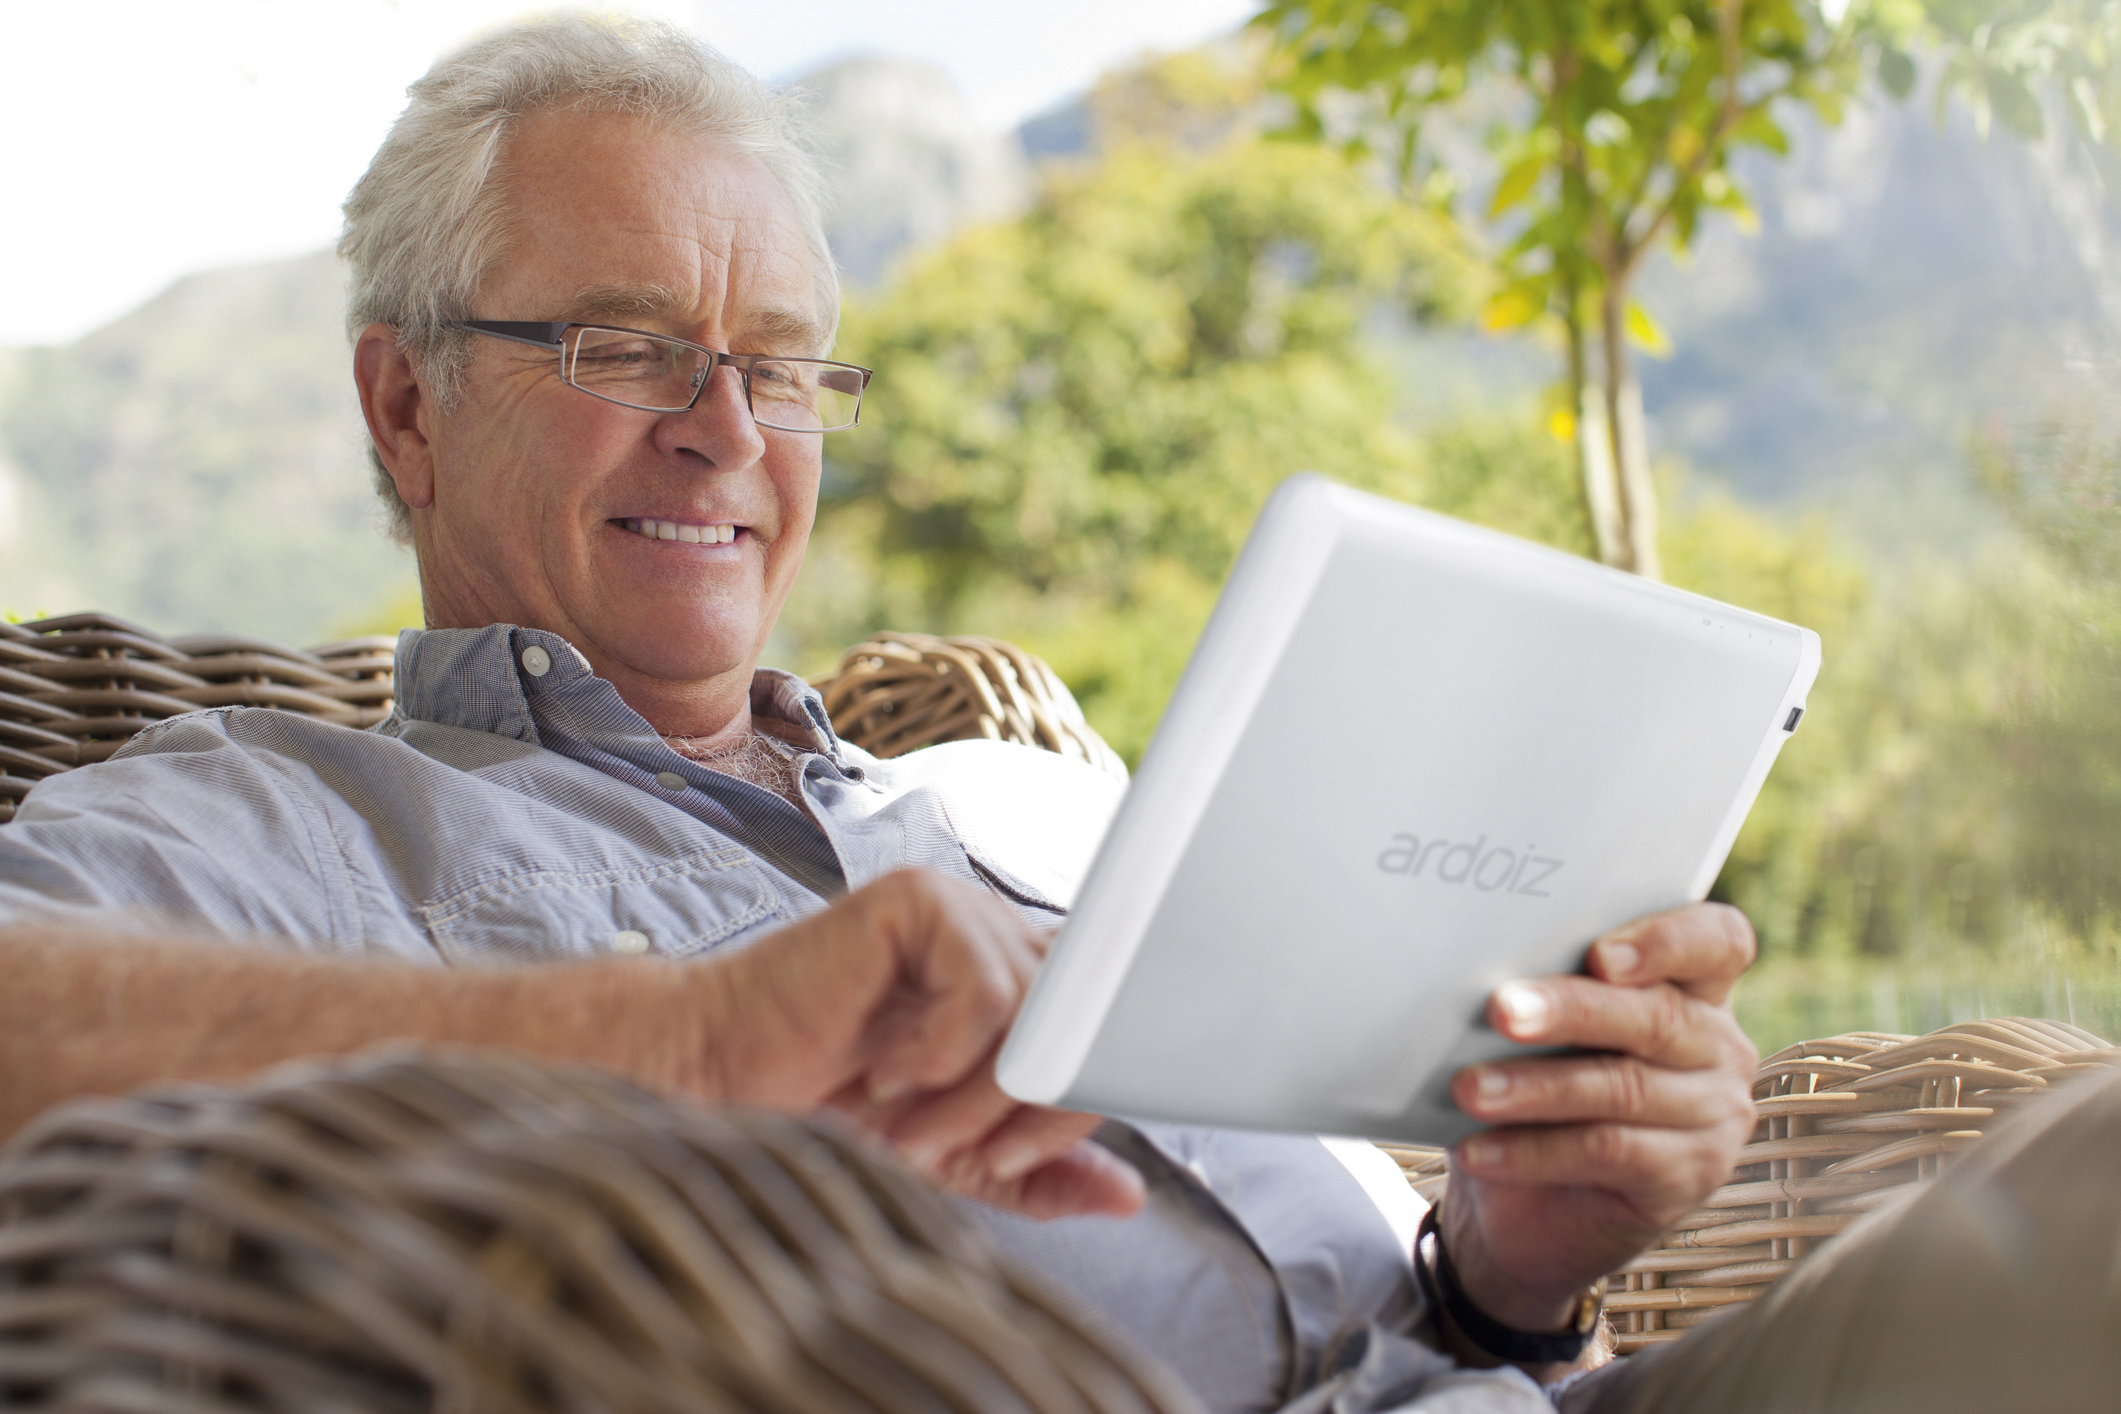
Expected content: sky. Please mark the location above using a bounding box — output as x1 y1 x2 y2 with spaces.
1 0 1261 348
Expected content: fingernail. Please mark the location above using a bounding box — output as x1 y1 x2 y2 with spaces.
1495 982 1549 1035
1600 940 1640 978
989 1142 1043 1182
1460 1136 1504 1170
902 1138 946 1173
867 1075 913 1105
1473 1066 1511 1102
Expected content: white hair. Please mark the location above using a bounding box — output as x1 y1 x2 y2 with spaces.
339 14 840 543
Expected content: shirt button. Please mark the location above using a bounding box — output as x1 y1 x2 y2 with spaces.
655 771 688 791
520 645 553 677
612 930 650 955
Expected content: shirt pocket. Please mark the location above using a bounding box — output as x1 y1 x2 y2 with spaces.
416 846 794 964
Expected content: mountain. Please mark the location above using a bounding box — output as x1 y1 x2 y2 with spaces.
1024 69 2121 536
0 250 410 643
0 55 1032 645
4 50 2117 645
1638 94 2121 518
795 56 1030 288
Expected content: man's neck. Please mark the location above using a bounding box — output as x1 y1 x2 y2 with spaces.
609 669 757 748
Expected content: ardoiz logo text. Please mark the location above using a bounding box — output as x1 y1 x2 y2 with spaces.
1375 833 1563 898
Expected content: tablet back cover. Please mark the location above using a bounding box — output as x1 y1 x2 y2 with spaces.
998 475 1818 1145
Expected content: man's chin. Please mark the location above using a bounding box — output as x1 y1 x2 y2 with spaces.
584 614 766 691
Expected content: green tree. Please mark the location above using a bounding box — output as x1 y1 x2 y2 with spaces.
1675 404 2121 976
788 131 1482 758
1256 1 1865 579
1252 1 2121 579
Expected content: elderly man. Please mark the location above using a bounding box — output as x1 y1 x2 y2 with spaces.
4 17 2112 1414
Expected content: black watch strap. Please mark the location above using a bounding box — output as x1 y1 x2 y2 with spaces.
1414 1205 1605 1366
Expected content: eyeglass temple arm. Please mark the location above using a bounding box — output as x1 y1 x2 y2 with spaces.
452 321 571 350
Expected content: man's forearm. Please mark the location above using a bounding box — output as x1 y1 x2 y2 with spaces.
0 924 721 1138
0 875 1141 1220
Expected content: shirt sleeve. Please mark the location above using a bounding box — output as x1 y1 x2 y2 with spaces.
0 712 354 947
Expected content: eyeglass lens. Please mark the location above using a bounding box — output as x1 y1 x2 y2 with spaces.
562 327 863 430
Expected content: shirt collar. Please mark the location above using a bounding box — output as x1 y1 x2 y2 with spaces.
390 625 851 768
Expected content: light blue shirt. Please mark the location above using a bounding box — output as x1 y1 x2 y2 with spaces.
0 624 1547 1413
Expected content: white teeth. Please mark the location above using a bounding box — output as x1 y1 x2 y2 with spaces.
624 518 737 544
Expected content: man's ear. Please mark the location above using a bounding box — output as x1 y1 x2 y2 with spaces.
353 324 437 511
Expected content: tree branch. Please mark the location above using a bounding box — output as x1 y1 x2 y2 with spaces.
1610 0 1752 281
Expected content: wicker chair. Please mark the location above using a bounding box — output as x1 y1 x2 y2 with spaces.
1382 1015 2121 1354
813 631 1127 780
5 614 2117 1360
0 618 1116 826
0 612 394 825
0 1049 1201 1414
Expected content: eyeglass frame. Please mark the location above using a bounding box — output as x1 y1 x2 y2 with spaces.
446 320 872 431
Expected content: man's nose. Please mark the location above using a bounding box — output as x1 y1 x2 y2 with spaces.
655 359 765 468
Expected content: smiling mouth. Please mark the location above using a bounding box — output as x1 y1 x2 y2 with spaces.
618 517 740 545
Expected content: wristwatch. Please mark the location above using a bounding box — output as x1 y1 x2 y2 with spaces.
1414 1205 1607 1365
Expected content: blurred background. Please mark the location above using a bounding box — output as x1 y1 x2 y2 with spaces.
3 1 2118 1052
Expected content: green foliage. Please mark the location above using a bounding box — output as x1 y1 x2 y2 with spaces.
785 134 1482 759
1253 1 1867 575
1250 3 2121 580
1859 0 2121 145
1255 0 1857 316
1255 2 2121 332
1735 941 2121 1054
1682 407 2121 979
1413 415 1597 556
791 60 2121 1032
1658 486 1871 954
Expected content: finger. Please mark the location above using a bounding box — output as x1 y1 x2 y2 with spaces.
1487 975 1754 1071
1453 1049 1755 1131
860 873 1041 1103
878 1044 1023 1178
958 1100 1107 1189
698 871 1044 1114
1586 903 1756 1004
1455 1121 1750 1222
954 1137 1147 1220
820 1076 924 1134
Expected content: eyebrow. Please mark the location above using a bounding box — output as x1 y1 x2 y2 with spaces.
560 283 829 355
559 282 684 324
746 307 831 357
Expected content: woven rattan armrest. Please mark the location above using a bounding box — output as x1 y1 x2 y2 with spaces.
0 617 1124 823
0 613 401 822
1382 1015 2121 1354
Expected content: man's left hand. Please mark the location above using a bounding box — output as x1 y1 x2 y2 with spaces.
1441 902 1760 1339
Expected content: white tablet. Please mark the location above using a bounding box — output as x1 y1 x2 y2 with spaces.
997 474 1819 1145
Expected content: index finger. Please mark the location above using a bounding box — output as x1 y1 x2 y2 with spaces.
1584 902 1755 1005
862 876 1043 1103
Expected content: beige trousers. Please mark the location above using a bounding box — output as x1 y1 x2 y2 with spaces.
1563 1065 2121 1414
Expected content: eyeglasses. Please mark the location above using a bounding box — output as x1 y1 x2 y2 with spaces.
449 321 872 432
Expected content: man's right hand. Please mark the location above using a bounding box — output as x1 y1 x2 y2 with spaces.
686 869 1145 1222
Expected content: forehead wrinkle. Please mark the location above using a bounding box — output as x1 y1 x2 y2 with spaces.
558 280 823 355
